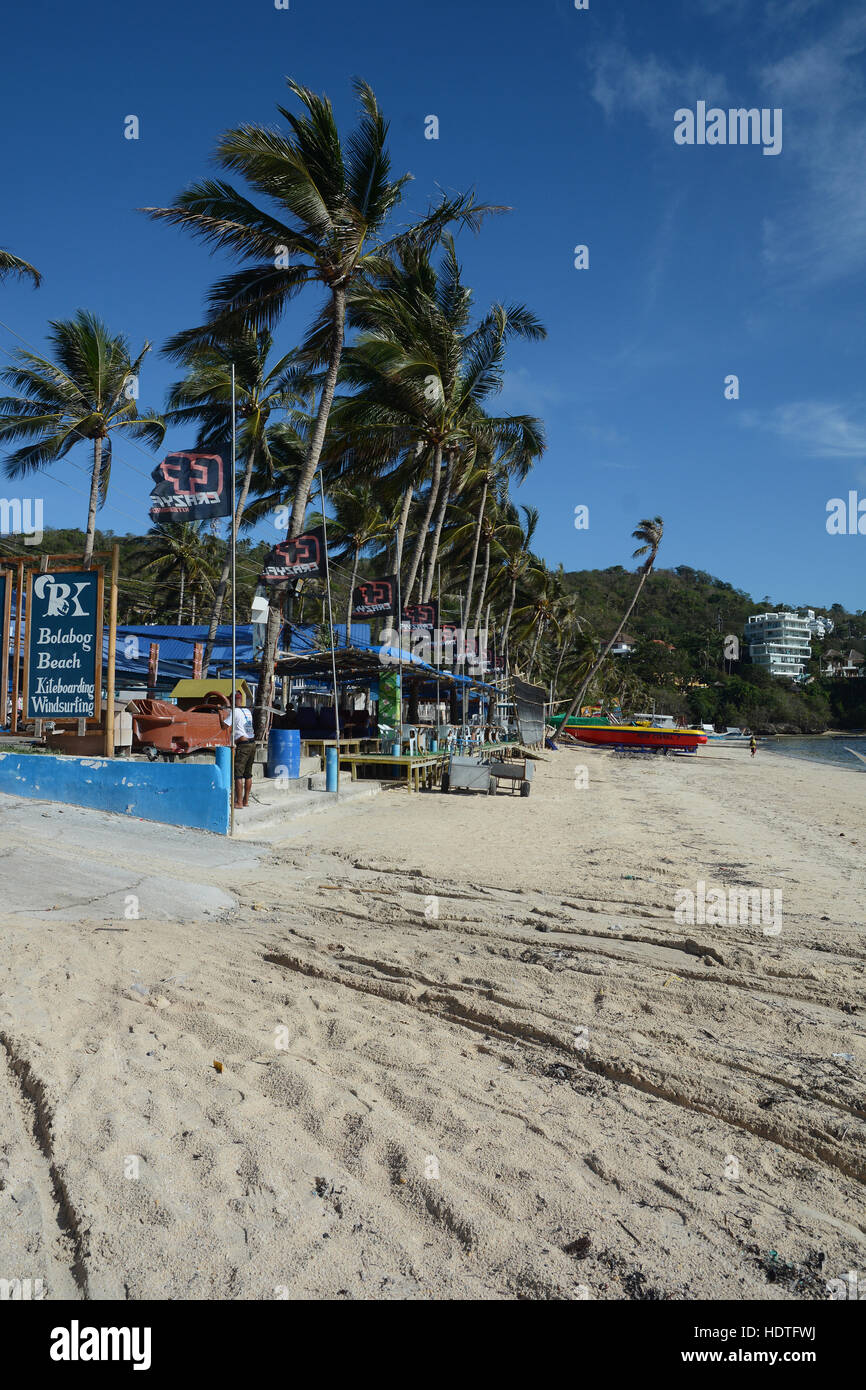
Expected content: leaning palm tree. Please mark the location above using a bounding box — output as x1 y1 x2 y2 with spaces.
0 310 165 565
144 77 491 736
0 249 41 286
165 328 307 669
557 516 664 729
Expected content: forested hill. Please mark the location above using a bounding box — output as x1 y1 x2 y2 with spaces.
559 564 862 646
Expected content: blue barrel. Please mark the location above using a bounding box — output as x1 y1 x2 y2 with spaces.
391 741 401 758
267 728 300 779
325 745 339 792
430 738 438 753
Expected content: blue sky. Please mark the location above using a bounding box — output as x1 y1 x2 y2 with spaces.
1 0 865 609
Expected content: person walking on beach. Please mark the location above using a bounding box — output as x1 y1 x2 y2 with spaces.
749 735 757 758
224 690 256 808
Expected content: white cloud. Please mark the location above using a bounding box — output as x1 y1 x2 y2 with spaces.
759 11 866 284
743 401 866 457
589 44 728 130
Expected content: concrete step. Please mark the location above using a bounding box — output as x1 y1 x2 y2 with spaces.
231 778 382 836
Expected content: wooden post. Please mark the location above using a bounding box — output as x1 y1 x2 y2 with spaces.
11 558 23 734
104 544 119 756
32 555 50 743
0 565 11 729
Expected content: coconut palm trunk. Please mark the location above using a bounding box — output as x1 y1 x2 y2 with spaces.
83 437 103 567
345 543 361 642
178 567 186 624
255 284 346 740
474 538 491 634
464 477 487 624
421 459 450 602
403 445 441 604
395 486 413 585
528 617 544 679
503 577 518 659
557 518 662 728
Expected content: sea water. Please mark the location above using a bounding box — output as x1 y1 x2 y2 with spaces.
760 734 866 772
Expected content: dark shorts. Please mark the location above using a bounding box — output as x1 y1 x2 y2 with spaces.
234 739 256 779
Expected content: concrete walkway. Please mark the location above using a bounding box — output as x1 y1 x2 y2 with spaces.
0 794 263 922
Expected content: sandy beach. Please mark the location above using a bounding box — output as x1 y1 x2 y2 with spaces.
1 743 863 1301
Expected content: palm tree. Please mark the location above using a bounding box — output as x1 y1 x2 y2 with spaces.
333 238 545 605
514 563 564 680
550 593 588 699
0 310 165 565
499 503 539 662
324 482 397 638
144 78 490 735
0 249 41 286
558 517 664 728
164 327 307 669
143 521 216 624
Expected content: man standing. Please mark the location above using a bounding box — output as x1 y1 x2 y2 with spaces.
225 690 256 808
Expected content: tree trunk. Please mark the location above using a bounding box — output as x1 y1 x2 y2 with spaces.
503 576 518 658
463 478 487 625
528 616 543 679
254 283 347 741
558 564 654 728
203 446 257 671
345 544 360 643
422 459 450 602
473 538 491 634
178 567 185 625
395 486 413 589
403 445 441 604
191 592 196 624
83 436 102 567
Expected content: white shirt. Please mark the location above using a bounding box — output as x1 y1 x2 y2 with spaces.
226 706 254 740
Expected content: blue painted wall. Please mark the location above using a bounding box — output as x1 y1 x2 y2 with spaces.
0 752 230 835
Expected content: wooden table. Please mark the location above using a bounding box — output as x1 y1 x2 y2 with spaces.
301 736 364 761
340 752 448 792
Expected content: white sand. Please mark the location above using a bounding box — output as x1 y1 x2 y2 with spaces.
1 743 863 1300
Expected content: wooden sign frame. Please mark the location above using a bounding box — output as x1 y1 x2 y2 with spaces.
23 564 105 726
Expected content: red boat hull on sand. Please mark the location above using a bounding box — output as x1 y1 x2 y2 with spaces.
573 725 707 750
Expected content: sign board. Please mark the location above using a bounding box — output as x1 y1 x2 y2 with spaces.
149 452 230 522
378 669 401 740
352 575 397 620
0 570 10 726
261 528 326 582
24 569 103 720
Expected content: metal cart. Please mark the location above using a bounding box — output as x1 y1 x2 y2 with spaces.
487 756 534 797
441 753 534 798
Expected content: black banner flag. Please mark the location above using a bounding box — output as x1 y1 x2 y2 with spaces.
149 452 230 522
351 575 397 619
261 528 327 582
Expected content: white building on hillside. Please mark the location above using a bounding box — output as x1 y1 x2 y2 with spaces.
744 611 813 679
805 609 834 639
